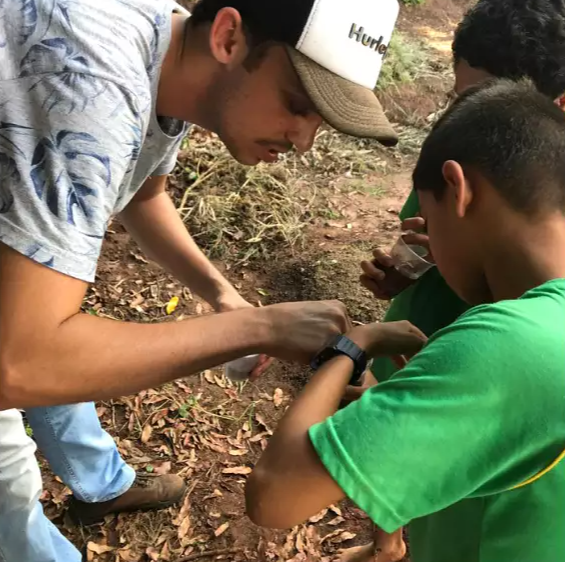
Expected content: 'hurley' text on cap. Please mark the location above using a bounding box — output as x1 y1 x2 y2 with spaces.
348 23 388 56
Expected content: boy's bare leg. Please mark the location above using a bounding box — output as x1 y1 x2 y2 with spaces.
338 527 406 562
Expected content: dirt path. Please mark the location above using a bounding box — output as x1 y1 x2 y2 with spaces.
40 2 470 561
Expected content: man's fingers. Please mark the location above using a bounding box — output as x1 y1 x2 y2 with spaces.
401 216 426 231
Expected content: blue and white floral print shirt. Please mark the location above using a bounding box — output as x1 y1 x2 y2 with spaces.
0 0 189 281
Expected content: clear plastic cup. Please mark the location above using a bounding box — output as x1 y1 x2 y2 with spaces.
224 355 260 382
390 236 434 280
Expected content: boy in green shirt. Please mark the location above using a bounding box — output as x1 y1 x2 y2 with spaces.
363 0 565 385
245 79 565 562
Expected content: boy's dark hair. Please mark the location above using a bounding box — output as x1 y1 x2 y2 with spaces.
413 80 565 213
453 0 565 99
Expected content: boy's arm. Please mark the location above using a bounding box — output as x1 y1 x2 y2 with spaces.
120 175 250 313
246 323 426 529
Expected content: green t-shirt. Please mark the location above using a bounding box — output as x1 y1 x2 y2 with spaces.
372 189 470 382
310 279 565 562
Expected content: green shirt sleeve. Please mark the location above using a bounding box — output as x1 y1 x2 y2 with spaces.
310 296 565 532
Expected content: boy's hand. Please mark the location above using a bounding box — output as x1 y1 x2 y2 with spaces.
401 217 432 259
347 321 427 360
360 248 409 300
359 216 431 301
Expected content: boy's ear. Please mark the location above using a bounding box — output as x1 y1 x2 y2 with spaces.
442 160 473 219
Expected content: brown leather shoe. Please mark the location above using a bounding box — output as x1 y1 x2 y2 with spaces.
68 474 186 526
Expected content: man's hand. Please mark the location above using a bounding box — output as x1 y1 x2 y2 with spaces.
359 217 430 300
212 289 253 313
264 300 351 364
211 291 275 378
121 176 247 312
347 321 427 360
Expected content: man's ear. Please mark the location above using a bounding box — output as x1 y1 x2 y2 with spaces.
442 160 472 218
208 7 248 66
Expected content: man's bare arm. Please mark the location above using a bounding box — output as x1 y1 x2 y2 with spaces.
120 175 246 312
0 243 348 409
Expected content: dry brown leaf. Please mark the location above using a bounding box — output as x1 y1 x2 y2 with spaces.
214 522 230 537
320 529 344 544
117 547 137 562
335 531 356 543
203 439 228 454
248 431 270 443
329 504 342 516
87 542 115 554
145 546 160 561
202 488 223 501
308 509 328 523
228 449 248 456
222 466 252 475
295 529 306 552
328 515 345 526
255 413 270 430
140 424 153 444
203 370 215 384
286 554 307 562
178 515 191 540
160 542 171 561
214 374 227 388
174 490 192 526
130 294 145 308
154 461 172 475
273 388 284 407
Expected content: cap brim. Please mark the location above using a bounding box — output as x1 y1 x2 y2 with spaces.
286 47 398 146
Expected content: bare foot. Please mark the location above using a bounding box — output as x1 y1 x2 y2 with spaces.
337 538 406 562
375 528 407 562
337 543 375 562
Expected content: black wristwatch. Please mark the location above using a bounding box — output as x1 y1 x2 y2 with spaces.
310 335 367 386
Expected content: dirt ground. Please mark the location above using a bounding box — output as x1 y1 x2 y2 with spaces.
40 1 473 560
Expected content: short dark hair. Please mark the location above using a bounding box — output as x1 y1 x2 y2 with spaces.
413 79 565 214
188 0 294 68
453 0 565 99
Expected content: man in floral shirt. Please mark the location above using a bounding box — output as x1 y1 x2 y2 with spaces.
0 0 400 559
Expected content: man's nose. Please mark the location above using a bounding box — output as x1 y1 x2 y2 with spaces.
289 113 323 153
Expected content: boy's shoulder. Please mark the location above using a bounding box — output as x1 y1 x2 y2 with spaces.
408 279 565 387
432 278 565 347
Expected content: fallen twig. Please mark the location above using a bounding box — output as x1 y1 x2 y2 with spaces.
175 547 245 561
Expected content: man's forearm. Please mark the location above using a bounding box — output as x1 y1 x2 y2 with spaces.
120 181 240 309
0 307 270 409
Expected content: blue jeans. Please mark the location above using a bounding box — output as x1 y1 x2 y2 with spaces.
0 404 135 562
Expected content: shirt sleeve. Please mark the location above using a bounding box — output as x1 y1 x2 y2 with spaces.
151 126 188 177
309 305 565 532
0 73 142 281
